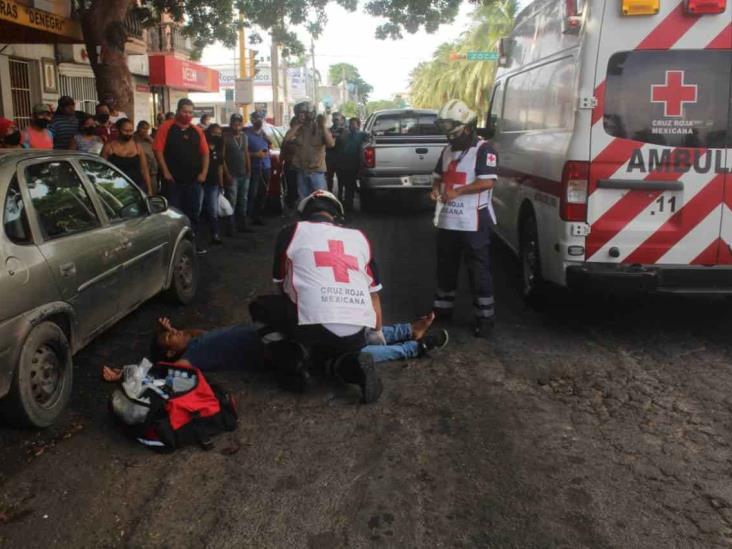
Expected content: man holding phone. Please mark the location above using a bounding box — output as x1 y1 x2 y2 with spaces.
245 111 272 225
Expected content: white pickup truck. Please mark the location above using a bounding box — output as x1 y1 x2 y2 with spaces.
359 109 447 209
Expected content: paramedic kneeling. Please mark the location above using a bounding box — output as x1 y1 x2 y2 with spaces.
251 190 383 403
430 99 498 338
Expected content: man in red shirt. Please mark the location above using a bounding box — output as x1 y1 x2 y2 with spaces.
153 98 209 234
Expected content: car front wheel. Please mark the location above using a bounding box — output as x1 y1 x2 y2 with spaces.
166 238 198 305
1 322 73 428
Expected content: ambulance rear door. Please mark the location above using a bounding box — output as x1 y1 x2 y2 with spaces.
586 0 731 266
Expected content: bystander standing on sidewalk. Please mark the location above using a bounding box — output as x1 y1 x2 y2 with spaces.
103 118 153 195
326 112 346 193
21 104 53 149
245 111 272 226
281 116 299 210
135 121 158 192
283 100 334 201
153 98 209 233
0 118 21 149
49 96 79 150
335 117 368 212
95 104 116 143
69 114 104 154
102 93 127 124
202 124 225 245
223 113 251 234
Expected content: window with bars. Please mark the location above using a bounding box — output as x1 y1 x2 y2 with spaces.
59 75 98 115
9 58 33 129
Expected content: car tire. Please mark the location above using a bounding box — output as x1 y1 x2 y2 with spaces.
166 238 198 305
520 213 546 306
0 322 73 428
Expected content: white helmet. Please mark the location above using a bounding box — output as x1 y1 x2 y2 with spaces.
298 190 345 221
436 99 478 137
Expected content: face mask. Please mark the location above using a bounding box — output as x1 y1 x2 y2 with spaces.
120 134 133 142
253 121 263 130
34 118 50 129
209 135 222 145
176 113 193 125
4 131 21 146
82 126 96 135
448 132 472 150
97 113 110 123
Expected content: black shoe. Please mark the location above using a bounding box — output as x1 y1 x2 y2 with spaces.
419 329 449 356
336 352 382 404
211 235 223 245
474 318 495 338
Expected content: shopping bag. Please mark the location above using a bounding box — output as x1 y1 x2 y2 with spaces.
218 191 234 217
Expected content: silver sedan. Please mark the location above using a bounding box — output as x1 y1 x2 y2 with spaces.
0 150 199 427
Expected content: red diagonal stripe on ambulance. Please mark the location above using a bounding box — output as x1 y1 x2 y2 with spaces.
589 139 640 192
586 149 692 258
624 174 725 265
691 237 721 265
707 23 731 49
637 5 700 49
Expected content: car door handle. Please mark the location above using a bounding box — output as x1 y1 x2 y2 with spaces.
415 148 428 154
59 262 76 278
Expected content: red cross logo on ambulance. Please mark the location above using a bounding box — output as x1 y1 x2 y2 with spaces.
650 70 698 118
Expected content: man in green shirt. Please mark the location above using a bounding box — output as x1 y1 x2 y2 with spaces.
335 117 368 212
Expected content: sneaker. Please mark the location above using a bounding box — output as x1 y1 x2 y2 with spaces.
196 246 208 255
336 352 383 404
474 318 495 338
211 235 223 245
420 329 449 353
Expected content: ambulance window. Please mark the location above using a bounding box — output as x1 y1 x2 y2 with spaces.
502 57 576 133
603 50 731 148
487 83 504 133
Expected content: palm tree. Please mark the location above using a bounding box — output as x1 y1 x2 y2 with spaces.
409 0 518 120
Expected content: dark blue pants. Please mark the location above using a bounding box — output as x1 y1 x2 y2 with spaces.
247 166 270 219
434 208 494 321
200 183 220 237
169 180 202 232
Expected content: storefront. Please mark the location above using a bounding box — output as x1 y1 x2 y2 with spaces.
148 54 220 114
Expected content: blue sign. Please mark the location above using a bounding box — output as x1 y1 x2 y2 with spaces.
466 51 499 61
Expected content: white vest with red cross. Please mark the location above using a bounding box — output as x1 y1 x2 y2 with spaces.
283 221 377 329
434 144 494 232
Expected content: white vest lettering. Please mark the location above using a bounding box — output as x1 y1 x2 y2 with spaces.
284 222 377 328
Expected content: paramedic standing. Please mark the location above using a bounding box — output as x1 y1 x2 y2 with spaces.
430 100 498 337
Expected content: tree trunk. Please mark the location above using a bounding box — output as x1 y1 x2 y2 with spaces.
80 0 135 116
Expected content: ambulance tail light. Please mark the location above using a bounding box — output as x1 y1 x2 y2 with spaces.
621 0 660 15
363 146 375 169
684 0 726 14
560 161 589 222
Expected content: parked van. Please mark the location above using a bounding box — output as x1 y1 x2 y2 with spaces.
487 0 731 299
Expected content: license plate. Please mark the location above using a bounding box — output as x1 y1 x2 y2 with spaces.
411 175 432 185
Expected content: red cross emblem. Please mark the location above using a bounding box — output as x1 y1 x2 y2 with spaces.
443 160 467 192
314 240 359 283
651 70 698 118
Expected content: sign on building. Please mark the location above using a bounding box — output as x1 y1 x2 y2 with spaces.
235 78 254 105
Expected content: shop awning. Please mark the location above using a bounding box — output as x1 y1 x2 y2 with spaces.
148 54 220 93
0 0 83 43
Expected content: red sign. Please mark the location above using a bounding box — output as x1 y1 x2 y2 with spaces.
651 70 697 118
314 240 359 283
148 54 219 93
135 84 150 93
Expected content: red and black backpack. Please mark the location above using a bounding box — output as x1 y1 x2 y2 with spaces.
110 362 237 451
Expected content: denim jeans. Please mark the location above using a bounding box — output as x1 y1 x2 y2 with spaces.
297 170 327 201
199 183 220 237
225 175 249 221
248 165 270 219
361 323 420 363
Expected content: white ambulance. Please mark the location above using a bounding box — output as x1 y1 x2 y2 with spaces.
486 0 731 299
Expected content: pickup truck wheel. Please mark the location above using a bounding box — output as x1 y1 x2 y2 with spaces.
167 239 198 305
520 213 546 306
1 322 73 428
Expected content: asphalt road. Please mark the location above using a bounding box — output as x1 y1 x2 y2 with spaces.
3 195 732 548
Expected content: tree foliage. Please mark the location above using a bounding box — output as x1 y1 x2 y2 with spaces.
327 63 374 101
365 95 406 114
409 0 517 120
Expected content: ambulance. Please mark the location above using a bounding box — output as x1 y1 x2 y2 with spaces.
486 0 731 299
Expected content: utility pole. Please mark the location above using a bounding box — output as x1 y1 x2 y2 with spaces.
271 38 280 124
238 10 248 117
282 55 289 122
310 35 318 107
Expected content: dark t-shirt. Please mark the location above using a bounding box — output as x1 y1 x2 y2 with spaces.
224 131 249 177
153 120 208 183
205 147 223 186
182 325 262 371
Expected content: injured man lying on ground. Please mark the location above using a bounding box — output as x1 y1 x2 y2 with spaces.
101 315 448 383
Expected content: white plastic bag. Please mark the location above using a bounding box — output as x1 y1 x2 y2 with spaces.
218 191 234 217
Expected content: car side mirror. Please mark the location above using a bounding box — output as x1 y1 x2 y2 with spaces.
147 195 168 214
